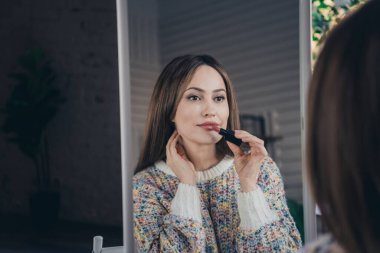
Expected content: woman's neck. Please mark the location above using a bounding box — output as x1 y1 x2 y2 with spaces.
182 141 222 171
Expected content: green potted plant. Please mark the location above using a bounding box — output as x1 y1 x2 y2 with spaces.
1 47 65 228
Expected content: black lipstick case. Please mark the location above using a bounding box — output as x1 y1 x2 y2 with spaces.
219 128 251 154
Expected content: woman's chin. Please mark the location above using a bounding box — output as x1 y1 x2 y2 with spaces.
197 135 222 144
181 131 222 145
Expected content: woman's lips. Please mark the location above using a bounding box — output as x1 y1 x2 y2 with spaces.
198 124 220 132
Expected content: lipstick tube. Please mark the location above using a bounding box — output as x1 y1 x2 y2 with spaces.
218 128 251 154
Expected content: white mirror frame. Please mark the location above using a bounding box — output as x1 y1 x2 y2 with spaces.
116 0 134 251
299 0 318 243
116 0 318 251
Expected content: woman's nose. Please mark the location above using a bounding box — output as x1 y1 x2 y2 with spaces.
203 111 216 117
202 100 216 117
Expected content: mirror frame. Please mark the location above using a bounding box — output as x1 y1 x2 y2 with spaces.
116 0 318 250
116 0 134 251
299 0 318 244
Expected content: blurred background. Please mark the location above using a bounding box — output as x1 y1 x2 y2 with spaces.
0 0 122 252
3 0 363 251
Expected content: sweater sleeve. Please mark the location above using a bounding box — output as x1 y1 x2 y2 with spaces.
236 157 303 252
133 173 205 253
237 186 278 230
170 183 202 222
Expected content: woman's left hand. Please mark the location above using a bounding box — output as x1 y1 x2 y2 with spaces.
226 130 268 192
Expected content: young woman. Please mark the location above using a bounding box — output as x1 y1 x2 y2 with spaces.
133 55 302 252
301 1 380 253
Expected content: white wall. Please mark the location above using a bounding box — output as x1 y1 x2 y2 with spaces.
128 0 161 167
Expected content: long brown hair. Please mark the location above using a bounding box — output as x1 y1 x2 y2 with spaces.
134 55 240 174
307 1 380 252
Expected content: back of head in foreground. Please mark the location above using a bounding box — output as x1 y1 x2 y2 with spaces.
307 1 380 252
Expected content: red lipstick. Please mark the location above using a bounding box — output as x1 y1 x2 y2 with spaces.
213 127 251 154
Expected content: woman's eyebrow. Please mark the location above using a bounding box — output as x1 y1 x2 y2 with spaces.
185 87 226 93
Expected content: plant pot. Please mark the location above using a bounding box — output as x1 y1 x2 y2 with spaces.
30 191 60 230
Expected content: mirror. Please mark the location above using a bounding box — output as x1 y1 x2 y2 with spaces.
120 0 305 250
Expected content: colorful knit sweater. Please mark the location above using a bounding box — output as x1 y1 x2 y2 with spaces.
133 156 302 252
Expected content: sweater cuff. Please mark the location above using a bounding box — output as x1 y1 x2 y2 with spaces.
170 183 202 223
237 186 278 230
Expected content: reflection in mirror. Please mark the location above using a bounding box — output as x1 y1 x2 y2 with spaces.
127 0 304 250
0 0 123 251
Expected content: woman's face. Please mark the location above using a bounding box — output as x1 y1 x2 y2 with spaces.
173 65 229 146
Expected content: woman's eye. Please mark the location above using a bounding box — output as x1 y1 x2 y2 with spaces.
187 95 201 101
214 96 225 102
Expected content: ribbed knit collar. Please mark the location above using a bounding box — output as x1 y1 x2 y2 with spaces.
154 156 234 183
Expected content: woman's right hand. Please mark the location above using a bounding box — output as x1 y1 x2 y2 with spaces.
166 130 197 185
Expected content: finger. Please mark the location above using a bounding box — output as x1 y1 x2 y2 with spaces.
240 136 265 148
239 139 268 156
166 136 172 157
238 133 264 145
169 133 180 157
171 134 187 162
250 144 268 157
226 141 244 157
176 141 186 157
166 131 178 158
166 130 177 149
240 137 263 150
234 130 264 145
176 136 190 159
166 131 176 149
176 138 194 167
258 145 268 156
